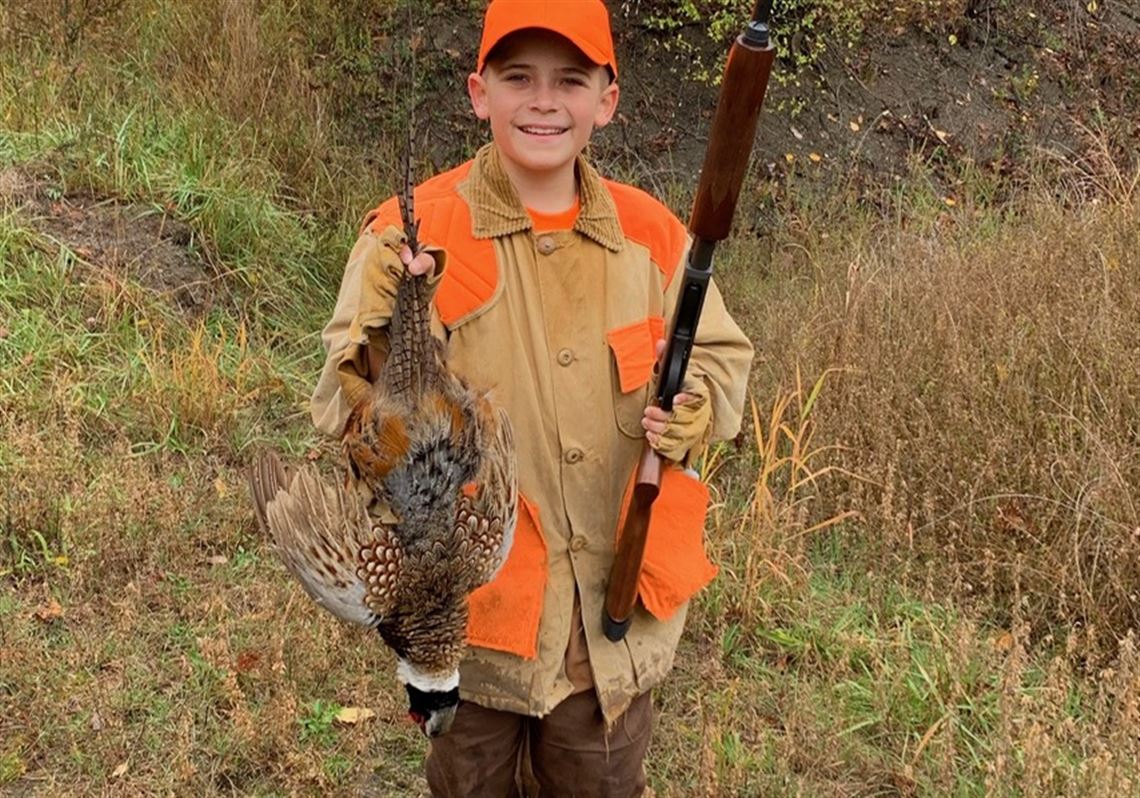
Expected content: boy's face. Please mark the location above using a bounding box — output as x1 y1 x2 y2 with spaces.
468 29 619 187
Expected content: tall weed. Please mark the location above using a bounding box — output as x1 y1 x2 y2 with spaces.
725 160 1140 651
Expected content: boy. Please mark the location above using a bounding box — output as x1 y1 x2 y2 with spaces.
310 1 753 795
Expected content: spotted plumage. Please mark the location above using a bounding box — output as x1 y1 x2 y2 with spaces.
249 168 516 738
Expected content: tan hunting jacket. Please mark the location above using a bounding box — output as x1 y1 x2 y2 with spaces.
311 143 753 723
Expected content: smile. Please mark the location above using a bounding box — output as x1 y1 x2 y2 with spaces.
518 125 568 136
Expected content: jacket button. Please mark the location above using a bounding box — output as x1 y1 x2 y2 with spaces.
564 448 584 465
557 348 573 366
569 535 588 552
537 235 557 255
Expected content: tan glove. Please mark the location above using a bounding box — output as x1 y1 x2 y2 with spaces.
644 376 713 463
336 224 446 409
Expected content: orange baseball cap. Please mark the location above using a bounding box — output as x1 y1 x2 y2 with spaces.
477 0 618 78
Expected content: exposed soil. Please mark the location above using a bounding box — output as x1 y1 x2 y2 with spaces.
352 2 1139 191
0 166 217 314
604 4 1138 189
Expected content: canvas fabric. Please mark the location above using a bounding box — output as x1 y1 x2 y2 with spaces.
310 142 753 723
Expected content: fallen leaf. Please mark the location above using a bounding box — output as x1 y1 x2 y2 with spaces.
943 196 957 207
111 761 129 779
305 448 321 462
808 152 823 163
948 33 958 46
934 129 949 143
335 707 376 725
35 600 63 622
214 477 228 498
784 153 795 163
994 632 1014 652
205 555 229 566
849 120 860 132
235 650 261 673
0 326 8 339
790 125 804 140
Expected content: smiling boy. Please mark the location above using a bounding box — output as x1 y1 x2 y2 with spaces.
310 1 753 795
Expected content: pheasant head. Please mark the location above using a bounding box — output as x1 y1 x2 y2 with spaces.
377 589 469 737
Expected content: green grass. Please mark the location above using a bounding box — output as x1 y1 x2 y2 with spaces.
2 1 1139 795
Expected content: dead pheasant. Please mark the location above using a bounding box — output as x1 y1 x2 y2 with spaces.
249 159 517 738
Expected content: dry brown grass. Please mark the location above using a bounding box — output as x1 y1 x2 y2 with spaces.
721 155 1140 651
0 416 425 796
670 342 1140 795
4 1 1140 795
134 322 292 457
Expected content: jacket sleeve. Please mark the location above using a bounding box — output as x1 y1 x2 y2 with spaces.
309 224 447 437
660 256 754 449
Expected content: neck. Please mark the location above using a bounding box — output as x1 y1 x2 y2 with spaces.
499 155 579 214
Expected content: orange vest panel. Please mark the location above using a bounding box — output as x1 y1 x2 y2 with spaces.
365 161 497 328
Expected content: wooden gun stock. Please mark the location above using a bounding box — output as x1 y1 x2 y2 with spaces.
603 0 775 643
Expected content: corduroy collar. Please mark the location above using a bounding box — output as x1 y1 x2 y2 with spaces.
461 143 625 252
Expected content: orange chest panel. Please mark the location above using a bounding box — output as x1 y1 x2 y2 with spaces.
363 164 690 330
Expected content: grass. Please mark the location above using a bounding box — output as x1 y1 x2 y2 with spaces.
2 1 1140 796
716 156 1140 645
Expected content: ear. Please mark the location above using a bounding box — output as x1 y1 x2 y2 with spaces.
468 72 491 120
593 81 620 129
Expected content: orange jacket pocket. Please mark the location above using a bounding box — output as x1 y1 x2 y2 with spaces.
617 466 716 621
466 494 547 659
606 316 666 394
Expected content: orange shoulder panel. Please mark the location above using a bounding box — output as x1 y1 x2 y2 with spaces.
363 161 497 328
604 180 689 286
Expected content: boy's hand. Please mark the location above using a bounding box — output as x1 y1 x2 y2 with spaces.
641 395 696 449
642 339 712 461
400 244 436 277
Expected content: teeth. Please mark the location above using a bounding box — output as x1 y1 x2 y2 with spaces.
521 126 565 135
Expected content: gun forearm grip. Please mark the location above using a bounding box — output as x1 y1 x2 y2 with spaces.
688 33 775 242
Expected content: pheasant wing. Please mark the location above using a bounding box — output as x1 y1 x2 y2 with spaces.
453 406 517 589
249 450 402 627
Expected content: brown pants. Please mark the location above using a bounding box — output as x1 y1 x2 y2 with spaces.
425 690 653 798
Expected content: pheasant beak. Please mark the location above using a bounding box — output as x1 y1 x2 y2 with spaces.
422 704 458 738
402 668 461 737
408 705 456 737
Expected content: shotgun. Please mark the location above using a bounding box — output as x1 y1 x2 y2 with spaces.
603 0 776 642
